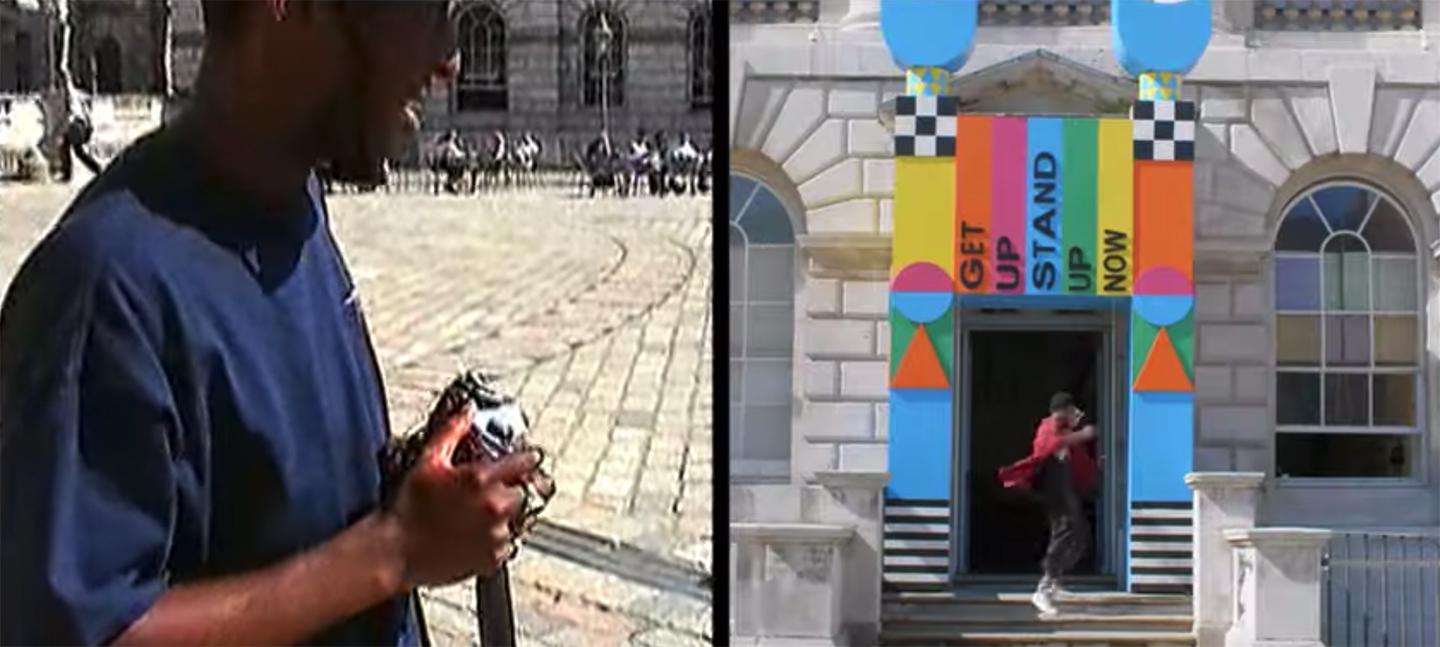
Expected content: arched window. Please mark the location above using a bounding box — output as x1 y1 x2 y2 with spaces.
1272 181 1424 479
731 173 796 480
688 5 712 109
580 5 625 108
93 36 122 94
457 2 507 112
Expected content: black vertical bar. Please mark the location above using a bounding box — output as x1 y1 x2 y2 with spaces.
475 566 516 647
710 1 730 643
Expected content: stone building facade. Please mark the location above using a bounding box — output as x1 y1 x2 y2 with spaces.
2 0 713 171
176 0 714 165
415 0 714 162
729 1 1440 644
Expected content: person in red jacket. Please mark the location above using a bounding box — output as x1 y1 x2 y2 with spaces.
997 391 1098 616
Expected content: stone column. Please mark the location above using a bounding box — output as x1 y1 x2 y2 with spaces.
838 0 880 31
812 470 888 647
1223 528 1332 647
1186 472 1264 647
731 523 856 646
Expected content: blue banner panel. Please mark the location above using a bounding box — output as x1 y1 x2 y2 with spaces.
887 388 953 500
1026 117 1064 295
1128 391 1195 502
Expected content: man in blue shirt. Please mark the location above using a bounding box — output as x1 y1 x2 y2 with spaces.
0 1 541 644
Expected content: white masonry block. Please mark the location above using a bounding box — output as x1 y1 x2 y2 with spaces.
842 281 889 316
785 119 847 185
1198 405 1271 444
1199 85 1249 121
805 319 877 358
839 444 887 472
1368 88 1422 157
1288 87 1338 157
800 158 864 207
763 87 826 164
1250 89 1312 170
839 361 888 399
807 199 876 234
805 279 841 316
862 158 895 196
848 119 892 156
1327 66 1375 154
1194 365 1233 402
805 361 839 398
1393 92 1440 171
1229 124 1290 188
738 80 794 151
800 402 877 441
828 82 879 118
1199 324 1269 362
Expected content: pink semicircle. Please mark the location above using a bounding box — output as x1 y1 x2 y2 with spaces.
892 262 953 293
1134 267 1193 296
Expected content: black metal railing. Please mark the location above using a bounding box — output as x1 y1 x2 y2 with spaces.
1322 531 1440 646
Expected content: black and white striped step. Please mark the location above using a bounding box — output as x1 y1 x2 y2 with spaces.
1130 502 1194 594
884 499 951 589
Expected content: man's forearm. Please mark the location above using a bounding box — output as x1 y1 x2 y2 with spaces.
1060 427 1096 447
114 511 408 646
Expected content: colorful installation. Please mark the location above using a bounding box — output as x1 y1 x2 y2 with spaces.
888 262 955 498
878 0 1209 591
1115 0 1206 594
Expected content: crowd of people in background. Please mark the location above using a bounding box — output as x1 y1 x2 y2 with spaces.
421 128 711 199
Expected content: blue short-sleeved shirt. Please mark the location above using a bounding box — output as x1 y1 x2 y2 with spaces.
0 127 420 645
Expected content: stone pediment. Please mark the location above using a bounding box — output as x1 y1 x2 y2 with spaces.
881 49 1134 130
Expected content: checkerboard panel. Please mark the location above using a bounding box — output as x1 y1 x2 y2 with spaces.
1132 100 1197 162
894 95 960 158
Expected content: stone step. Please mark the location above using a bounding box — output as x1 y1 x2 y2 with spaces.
880 627 1196 646
884 590 1192 617
885 612 1192 632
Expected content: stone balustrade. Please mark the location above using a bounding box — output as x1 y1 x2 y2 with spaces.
1187 472 1266 647
1256 0 1423 31
1224 528 1333 647
730 1 821 25
732 522 856 646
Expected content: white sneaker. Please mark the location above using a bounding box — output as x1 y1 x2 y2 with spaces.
1031 587 1058 616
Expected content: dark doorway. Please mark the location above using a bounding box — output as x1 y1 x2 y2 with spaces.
92 36 122 94
966 329 1103 575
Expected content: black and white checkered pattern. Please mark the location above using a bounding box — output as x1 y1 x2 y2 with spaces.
1131 100 1197 162
894 95 959 157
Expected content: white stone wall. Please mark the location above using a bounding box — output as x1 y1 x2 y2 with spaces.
796 275 890 481
731 11 1440 533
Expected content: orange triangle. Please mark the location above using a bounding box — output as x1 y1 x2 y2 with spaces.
893 325 949 389
1135 328 1193 392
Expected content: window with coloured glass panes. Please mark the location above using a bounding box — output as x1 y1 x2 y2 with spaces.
730 174 795 480
1272 182 1424 479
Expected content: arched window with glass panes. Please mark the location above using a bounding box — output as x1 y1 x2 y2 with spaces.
730 173 795 480
456 2 507 112
1272 182 1424 479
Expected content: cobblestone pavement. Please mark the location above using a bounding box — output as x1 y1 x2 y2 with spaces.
0 184 714 647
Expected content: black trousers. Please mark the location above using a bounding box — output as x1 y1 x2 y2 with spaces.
1038 455 1089 580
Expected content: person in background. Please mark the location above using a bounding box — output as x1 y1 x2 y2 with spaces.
997 391 1099 616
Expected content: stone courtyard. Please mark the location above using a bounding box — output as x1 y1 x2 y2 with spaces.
0 182 713 647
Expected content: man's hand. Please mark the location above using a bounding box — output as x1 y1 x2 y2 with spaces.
114 408 540 646
1060 424 1097 447
390 404 540 587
